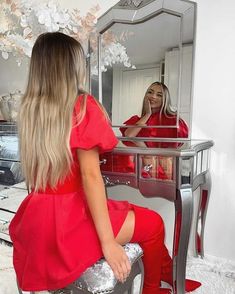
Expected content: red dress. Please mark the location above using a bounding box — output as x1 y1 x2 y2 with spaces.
118 113 189 180
9 95 132 291
120 113 188 148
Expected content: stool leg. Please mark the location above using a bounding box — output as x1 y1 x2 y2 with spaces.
128 259 145 294
128 282 135 294
138 259 144 294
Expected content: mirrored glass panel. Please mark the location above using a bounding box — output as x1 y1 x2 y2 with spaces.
94 0 196 140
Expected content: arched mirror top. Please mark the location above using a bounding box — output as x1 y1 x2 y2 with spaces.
93 0 196 144
97 0 195 34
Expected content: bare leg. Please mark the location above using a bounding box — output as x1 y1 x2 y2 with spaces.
115 211 135 245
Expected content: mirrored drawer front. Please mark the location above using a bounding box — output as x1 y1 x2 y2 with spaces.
139 155 175 181
100 153 177 199
139 180 176 201
100 153 137 174
139 155 176 200
100 153 138 188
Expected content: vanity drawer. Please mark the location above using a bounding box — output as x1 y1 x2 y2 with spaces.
100 153 138 188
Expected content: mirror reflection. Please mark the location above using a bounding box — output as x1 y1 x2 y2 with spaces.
95 0 195 140
140 155 174 181
100 152 174 181
119 81 188 144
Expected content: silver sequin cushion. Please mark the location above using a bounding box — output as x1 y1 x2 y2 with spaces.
73 243 143 293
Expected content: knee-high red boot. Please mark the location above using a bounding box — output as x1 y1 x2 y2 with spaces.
161 245 201 292
130 206 171 294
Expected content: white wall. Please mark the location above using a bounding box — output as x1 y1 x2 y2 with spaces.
191 0 235 261
1 0 235 262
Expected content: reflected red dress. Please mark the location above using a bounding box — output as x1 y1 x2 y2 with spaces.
120 113 188 148
118 113 189 179
9 95 132 291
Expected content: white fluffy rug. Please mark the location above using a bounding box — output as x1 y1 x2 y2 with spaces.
0 243 235 294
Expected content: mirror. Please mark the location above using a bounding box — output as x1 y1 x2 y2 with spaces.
93 0 196 140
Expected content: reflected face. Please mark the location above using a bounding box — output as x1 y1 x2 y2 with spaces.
145 84 163 111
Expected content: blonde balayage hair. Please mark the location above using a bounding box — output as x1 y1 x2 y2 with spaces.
141 82 176 118
19 32 87 191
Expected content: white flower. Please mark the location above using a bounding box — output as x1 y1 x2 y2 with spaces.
2 51 9 60
20 15 28 28
0 0 134 72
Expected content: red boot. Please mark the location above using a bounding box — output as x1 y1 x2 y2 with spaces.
161 245 201 292
130 207 169 294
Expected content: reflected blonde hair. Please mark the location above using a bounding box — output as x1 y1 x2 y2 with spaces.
141 82 176 118
19 32 86 191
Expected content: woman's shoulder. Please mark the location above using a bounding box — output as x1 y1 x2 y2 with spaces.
123 115 141 125
76 92 95 103
76 93 100 110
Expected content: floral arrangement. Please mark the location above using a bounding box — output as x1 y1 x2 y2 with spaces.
0 0 134 72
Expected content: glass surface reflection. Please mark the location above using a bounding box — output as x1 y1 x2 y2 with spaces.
100 153 136 174
119 82 188 145
100 151 175 182
140 155 174 181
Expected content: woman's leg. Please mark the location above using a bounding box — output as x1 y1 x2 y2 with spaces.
160 244 201 292
130 206 168 294
116 206 170 294
115 205 201 294
115 210 135 245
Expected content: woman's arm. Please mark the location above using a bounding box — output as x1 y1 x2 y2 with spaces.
177 118 189 138
124 113 151 137
77 147 131 283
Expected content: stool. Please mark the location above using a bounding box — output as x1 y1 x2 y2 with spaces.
18 243 144 294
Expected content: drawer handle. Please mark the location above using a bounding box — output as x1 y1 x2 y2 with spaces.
100 159 107 165
143 164 153 172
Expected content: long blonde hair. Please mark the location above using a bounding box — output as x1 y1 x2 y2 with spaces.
141 82 176 118
19 32 86 191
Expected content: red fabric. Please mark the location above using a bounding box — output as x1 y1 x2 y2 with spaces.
100 153 135 174
70 95 118 152
131 205 201 293
120 113 188 148
130 205 166 294
118 113 188 180
9 95 132 291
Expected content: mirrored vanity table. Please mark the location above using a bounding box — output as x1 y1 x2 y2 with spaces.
94 1 214 293
100 139 213 294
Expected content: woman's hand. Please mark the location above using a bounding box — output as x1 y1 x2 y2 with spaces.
123 98 151 137
143 97 152 116
102 240 131 283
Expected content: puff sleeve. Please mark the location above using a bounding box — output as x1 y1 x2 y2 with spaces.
177 118 189 138
70 95 118 153
119 115 140 136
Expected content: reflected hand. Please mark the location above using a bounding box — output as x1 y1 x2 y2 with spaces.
143 155 157 177
143 97 152 116
102 240 131 283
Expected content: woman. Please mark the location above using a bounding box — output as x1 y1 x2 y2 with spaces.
9 32 200 294
120 82 188 148
119 82 189 179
